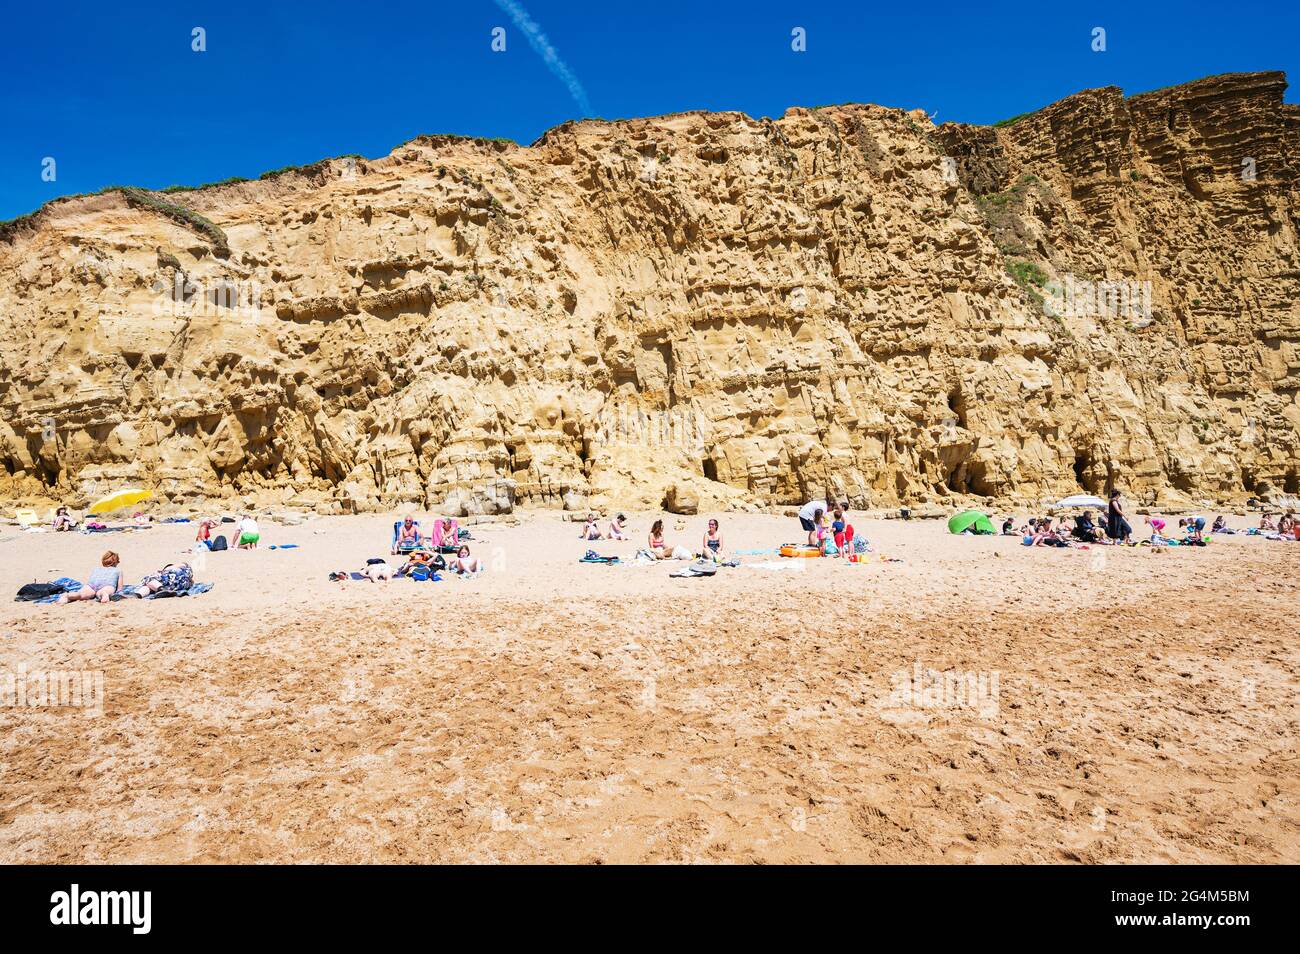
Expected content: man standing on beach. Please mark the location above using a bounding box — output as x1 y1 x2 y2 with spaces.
798 497 848 534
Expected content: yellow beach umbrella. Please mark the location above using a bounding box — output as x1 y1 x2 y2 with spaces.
88 487 152 515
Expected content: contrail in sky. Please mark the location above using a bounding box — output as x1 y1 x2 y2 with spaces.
492 0 593 117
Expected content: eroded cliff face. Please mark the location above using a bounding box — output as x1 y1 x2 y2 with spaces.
1 71 1298 514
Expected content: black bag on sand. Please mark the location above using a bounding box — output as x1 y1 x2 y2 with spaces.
16 582 63 601
209 534 228 551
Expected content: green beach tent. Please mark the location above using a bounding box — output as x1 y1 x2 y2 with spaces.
947 509 995 535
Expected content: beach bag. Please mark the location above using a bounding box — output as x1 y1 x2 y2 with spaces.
409 564 433 581
16 582 63 601
209 534 228 551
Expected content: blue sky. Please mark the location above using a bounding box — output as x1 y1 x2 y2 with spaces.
2 0 1296 220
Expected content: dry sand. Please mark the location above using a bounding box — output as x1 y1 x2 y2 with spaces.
1 509 1297 863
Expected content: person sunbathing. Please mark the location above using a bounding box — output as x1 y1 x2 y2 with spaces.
1259 512 1277 531
1032 518 1067 547
1212 515 1229 534
51 506 76 532
431 517 460 552
1278 513 1296 536
392 515 421 554
701 518 725 562
393 548 433 577
59 551 123 604
448 545 482 574
647 519 669 559
135 562 194 597
361 560 393 582
579 513 603 540
608 513 627 540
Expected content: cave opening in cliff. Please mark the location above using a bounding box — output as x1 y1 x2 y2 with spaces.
1286 472 1299 495
703 457 718 482
1072 452 1098 493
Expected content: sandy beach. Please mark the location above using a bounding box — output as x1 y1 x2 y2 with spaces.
1 509 1297 863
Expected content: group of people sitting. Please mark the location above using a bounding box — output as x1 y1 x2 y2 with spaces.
1007 505 1230 548
192 514 260 550
334 514 481 583
579 513 628 541
57 550 197 604
1257 512 1300 538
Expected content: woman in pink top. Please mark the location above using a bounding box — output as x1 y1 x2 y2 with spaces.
431 516 460 552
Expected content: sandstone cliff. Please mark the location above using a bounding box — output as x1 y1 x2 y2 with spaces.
2 71 1297 514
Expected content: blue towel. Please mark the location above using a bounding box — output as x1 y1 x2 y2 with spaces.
34 578 84 604
111 582 215 601
269 544 299 550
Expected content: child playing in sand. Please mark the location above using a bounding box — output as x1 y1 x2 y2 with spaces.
59 551 123 604
806 508 827 548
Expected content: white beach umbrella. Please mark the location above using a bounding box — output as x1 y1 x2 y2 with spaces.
1054 494 1107 509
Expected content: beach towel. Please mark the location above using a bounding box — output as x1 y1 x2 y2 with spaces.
580 549 620 564
111 582 214 601
269 544 299 550
669 561 718 578
734 547 779 556
28 578 85 604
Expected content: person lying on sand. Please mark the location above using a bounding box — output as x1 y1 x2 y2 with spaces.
608 513 627 540
397 549 436 576
648 519 669 559
701 518 725 562
59 550 123 604
51 506 76 532
447 545 482 575
135 562 194 597
393 515 421 554
361 560 393 582
579 513 603 541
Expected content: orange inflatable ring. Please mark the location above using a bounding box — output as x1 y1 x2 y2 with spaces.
779 544 823 558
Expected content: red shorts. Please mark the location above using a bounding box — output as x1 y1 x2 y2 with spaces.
834 526 854 549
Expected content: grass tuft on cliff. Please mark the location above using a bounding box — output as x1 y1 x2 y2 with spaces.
116 188 230 256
